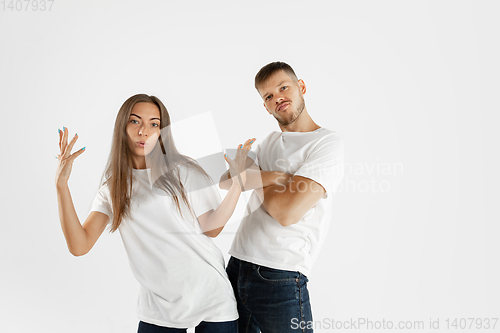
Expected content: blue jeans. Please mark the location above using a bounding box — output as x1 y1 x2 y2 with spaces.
226 256 313 333
137 320 238 333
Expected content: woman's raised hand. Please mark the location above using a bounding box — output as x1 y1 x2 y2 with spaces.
55 127 86 187
224 138 255 190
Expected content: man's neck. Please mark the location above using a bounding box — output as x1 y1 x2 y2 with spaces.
279 108 321 133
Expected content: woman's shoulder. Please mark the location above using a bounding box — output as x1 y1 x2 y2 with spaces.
89 180 112 211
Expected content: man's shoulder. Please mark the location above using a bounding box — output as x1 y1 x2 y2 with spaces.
260 130 282 143
316 128 343 144
292 128 343 151
254 131 282 152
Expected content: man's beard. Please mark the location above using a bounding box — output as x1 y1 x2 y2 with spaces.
275 95 305 126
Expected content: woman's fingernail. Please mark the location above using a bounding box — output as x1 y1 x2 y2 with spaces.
55 156 58 159
75 133 78 137
58 128 60 134
63 126 65 131
250 140 254 143
82 147 86 150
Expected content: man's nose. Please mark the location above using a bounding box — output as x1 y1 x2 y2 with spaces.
275 95 285 104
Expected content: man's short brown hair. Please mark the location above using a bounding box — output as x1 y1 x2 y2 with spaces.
254 61 298 91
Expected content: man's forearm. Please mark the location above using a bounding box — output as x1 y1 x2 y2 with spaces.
260 185 294 225
259 176 325 227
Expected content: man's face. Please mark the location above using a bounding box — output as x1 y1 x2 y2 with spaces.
258 70 306 126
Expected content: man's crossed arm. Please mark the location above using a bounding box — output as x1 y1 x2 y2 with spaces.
259 176 325 227
219 157 325 227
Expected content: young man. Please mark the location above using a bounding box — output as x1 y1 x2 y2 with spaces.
220 62 344 333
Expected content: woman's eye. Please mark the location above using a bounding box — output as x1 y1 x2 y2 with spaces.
131 119 138 124
152 123 159 127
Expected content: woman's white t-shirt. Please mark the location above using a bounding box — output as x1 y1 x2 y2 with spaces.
88 165 238 328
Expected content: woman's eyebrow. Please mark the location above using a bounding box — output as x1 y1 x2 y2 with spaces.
130 113 160 121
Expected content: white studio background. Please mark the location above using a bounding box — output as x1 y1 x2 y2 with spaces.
1 1 499 332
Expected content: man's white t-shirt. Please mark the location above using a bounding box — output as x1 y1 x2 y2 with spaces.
229 127 344 277
89 165 238 328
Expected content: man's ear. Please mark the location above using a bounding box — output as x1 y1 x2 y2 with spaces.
298 79 306 95
263 102 271 114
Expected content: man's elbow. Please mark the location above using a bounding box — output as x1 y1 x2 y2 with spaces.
263 199 298 227
272 210 300 227
69 246 89 257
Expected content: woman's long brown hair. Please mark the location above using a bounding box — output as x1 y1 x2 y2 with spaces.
100 94 211 232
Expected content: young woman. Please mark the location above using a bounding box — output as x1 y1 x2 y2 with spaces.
55 94 254 332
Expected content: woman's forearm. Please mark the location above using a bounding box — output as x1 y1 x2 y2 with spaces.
201 182 242 237
56 182 89 256
220 169 291 191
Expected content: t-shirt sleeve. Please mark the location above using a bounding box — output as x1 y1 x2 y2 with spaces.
88 184 114 223
294 132 344 198
183 167 222 218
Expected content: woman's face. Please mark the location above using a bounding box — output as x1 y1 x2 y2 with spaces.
126 102 161 169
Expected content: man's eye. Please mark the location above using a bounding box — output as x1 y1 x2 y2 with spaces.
281 86 287 90
266 95 272 100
